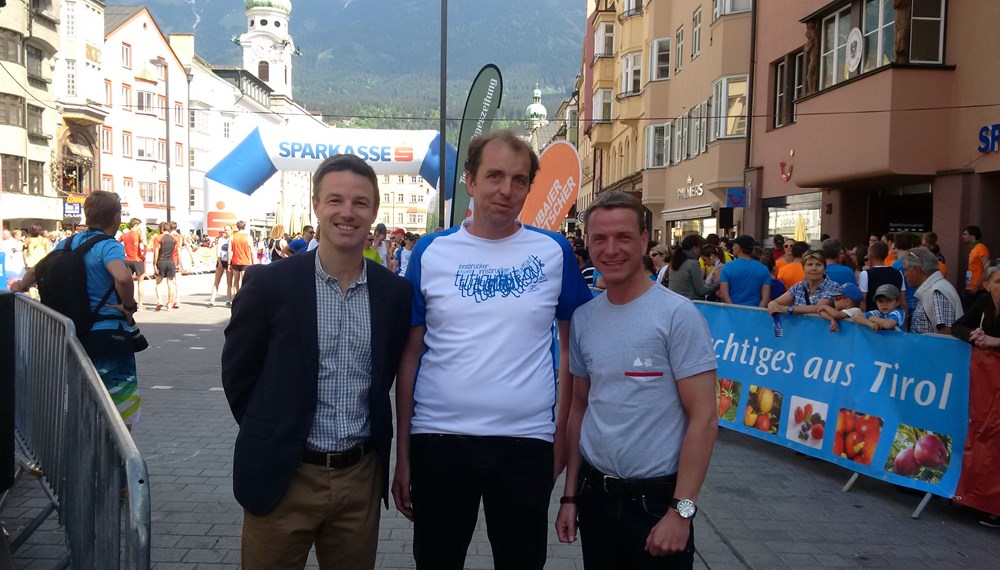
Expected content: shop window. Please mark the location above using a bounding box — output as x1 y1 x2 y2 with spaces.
764 193 822 246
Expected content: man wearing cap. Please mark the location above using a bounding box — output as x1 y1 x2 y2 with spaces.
395 232 417 277
717 235 770 307
903 247 964 335
865 284 907 331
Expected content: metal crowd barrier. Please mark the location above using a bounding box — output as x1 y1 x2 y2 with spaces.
9 294 150 569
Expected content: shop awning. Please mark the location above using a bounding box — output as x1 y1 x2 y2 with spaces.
64 142 93 159
661 203 718 222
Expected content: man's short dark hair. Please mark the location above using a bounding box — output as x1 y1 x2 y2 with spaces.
129 218 142 228
884 232 895 243
311 154 380 211
303 225 314 233
773 234 785 245
821 238 842 260
705 233 721 246
869 240 889 261
791 241 810 258
83 190 121 229
464 130 540 185
893 231 918 251
583 191 647 234
236 220 247 231
169 221 178 232
965 225 982 240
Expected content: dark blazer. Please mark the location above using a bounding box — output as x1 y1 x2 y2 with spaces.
221 251 412 516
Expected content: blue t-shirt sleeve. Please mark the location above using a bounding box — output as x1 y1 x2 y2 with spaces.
719 264 731 284
405 240 427 326
555 238 592 321
889 308 905 327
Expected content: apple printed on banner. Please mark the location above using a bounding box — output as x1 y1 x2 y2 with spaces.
520 141 582 231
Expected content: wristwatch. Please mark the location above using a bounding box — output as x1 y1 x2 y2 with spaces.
787 305 795 314
670 498 697 519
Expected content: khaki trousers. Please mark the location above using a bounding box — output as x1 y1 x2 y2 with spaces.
241 451 381 569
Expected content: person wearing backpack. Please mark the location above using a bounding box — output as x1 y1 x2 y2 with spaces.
10 190 142 426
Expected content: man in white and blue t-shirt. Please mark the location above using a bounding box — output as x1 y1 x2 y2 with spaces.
555 191 718 568
392 130 592 569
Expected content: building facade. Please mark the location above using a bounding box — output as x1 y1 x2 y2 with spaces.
578 0 752 244
376 174 434 235
101 6 190 228
747 0 998 278
0 0 62 230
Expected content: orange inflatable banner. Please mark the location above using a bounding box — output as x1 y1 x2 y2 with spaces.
520 141 581 231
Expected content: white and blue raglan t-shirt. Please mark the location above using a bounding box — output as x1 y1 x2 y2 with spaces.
405 220 592 442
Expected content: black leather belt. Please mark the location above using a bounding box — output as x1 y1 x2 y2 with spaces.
302 441 370 469
581 462 677 499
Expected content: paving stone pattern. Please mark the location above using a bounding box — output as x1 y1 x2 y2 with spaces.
3 274 998 568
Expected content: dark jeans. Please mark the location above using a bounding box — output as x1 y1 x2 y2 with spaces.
409 434 553 570
577 464 695 570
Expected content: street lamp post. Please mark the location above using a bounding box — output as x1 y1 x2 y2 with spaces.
150 57 171 223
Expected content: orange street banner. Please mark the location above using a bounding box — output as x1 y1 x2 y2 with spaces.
520 141 580 231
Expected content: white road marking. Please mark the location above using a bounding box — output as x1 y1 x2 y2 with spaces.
189 346 205 350
209 387 225 391
183 334 198 337
151 385 173 390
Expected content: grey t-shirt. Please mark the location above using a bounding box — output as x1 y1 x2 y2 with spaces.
570 284 717 479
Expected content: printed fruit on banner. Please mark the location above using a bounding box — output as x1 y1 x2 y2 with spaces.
715 377 741 422
745 385 782 435
833 408 884 466
884 425 952 484
784 396 828 450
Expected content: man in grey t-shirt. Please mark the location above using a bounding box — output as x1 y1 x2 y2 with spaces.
555 191 718 569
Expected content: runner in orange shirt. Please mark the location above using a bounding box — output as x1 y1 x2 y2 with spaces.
229 220 255 296
119 218 148 310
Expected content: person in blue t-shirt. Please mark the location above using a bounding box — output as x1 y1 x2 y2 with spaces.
866 284 906 331
282 225 314 256
821 238 857 286
889 231 919 314
761 254 786 301
718 235 770 307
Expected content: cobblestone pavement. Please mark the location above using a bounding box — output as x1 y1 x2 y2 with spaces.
3 274 999 568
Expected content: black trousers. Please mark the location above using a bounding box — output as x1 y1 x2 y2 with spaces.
409 434 554 570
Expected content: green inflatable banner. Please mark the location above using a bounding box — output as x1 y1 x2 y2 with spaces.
450 64 503 228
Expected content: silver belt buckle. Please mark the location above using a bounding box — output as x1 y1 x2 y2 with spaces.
325 453 335 469
602 474 620 493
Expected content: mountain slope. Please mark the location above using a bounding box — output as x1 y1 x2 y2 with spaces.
109 0 584 131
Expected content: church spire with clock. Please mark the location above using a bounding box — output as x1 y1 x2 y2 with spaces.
240 0 295 97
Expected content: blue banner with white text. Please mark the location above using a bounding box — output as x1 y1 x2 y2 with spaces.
696 302 971 498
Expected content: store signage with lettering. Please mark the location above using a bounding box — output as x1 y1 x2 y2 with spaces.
63 202 82 217
678 175 704 200
977 123 1000 153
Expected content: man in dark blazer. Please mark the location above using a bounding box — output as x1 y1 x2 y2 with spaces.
222 154 411 569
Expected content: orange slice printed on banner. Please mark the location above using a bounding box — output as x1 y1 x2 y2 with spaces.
520 141 582 232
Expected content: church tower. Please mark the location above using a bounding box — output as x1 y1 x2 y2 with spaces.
525 83 548 130
240 0 295 96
